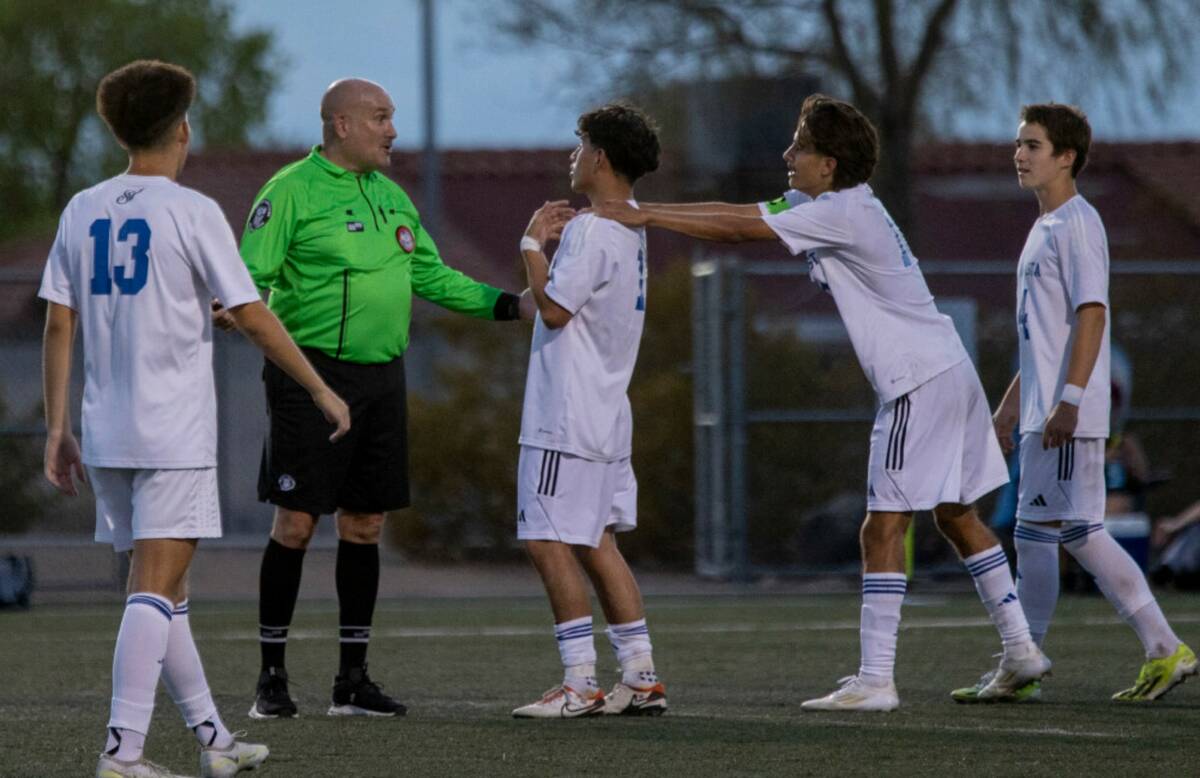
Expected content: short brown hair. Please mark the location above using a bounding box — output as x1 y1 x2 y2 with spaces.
797 94 879 190
97 60 196 150
1020 103 1091 178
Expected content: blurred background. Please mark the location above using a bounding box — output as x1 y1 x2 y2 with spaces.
2 0 1200 600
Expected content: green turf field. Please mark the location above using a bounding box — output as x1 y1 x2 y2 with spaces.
1 591 1196 777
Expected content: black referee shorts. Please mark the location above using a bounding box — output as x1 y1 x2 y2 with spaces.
258 348 410 517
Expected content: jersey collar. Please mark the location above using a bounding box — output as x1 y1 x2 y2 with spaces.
308 145 378 181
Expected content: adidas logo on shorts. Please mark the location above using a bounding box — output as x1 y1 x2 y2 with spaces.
1029 494 1047 507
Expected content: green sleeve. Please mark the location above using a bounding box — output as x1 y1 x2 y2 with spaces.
410 221 504 319
762 194 793 215
239 177 298 288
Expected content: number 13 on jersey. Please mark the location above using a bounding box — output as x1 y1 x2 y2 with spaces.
90 218 152 295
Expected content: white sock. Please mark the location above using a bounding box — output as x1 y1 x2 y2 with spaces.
1062 523 1181 658
606 619 657 686
107 593 173 761
555 616 597 689
161 600 233 750
964 546 1033 649
1014 522 1061 646
858 573 906 682
104 727 146 762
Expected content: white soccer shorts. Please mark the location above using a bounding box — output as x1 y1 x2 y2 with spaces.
1015 434 1105 523
89 467 222 552
866 359 1009 512
516 446 637 548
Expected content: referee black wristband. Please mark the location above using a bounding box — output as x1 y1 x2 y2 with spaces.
493 292 521 321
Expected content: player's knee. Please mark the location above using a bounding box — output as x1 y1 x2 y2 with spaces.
860 513 907 549
272 509 317 548
336 512 384 544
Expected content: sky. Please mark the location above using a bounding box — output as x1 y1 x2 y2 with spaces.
230 0 1200 151
230 0 587 150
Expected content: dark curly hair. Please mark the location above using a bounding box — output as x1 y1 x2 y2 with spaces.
797 94 879 190
96 60 196 151
577 102 660 184
1021 103 1091 178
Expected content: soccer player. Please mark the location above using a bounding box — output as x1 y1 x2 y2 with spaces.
952 104 1196 703
223 78 526 720
511 103 668 718
594 94 1049 711
40 60 350 778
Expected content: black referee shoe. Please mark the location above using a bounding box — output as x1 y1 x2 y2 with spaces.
327 664 407 717
249 666 299 719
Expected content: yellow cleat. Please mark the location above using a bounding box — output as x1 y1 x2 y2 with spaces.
1112 643 1198 701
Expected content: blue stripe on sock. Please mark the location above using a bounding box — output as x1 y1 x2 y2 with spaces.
555 625 593 641
1062 523 1104 544
965 549 1008 574
1014 525 1060 544
127 594 173 621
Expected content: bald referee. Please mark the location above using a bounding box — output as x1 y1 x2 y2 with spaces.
217 78 527 719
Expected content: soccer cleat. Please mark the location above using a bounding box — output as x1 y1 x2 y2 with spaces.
199 736 269 778
800 675 899 712
951 666 1042 704
512 684 606 718
977 642 1052 701
96 754 190 778
248 666 297 719
327 664 407 717
603 679 668 716
1112 643 1198 702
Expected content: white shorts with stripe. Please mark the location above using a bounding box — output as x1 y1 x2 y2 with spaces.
866 359 1009 512
88 467 222 553
1015 434 1105 523
516 446 637 548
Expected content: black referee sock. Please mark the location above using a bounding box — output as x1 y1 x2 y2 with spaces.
336 539 380 674
259 538 307 672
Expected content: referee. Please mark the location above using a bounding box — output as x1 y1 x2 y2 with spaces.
224 78 526 719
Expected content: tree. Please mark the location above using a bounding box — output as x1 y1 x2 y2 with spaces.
495 0 1197 234
0 0 280 239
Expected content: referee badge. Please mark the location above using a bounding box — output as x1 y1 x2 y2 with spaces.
396 225 415 253
249 199 272 230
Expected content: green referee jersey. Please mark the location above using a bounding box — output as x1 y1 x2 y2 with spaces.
240 146 505 364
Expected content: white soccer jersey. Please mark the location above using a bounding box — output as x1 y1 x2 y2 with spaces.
1016 195 1111 437
519 208 648 462
759 189 813 215
763 184 968 402
38 174 261 468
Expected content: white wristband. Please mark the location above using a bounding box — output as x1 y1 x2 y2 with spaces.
1060 383 1085 406
520 235 542 253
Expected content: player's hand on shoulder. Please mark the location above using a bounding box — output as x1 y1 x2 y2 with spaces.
313 388 351 442
992 406 1018 455
1041 402 1078 450
525 200 576 246
44 431 86 497
593 200 646 227
211 299 237 332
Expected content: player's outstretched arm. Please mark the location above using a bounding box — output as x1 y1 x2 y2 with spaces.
638 201 762 217
227 301 351 442
993 372 1021 455
593 201 775 243
1042 303 1106 449
521 200 576 329
42 302 86 496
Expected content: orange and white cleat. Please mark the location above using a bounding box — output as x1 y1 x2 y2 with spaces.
512 684 605 719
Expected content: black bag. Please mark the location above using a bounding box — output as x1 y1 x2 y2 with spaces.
0 554 33 608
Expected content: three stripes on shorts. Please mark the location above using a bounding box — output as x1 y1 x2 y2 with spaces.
537 450 562 497
886 395 911 471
